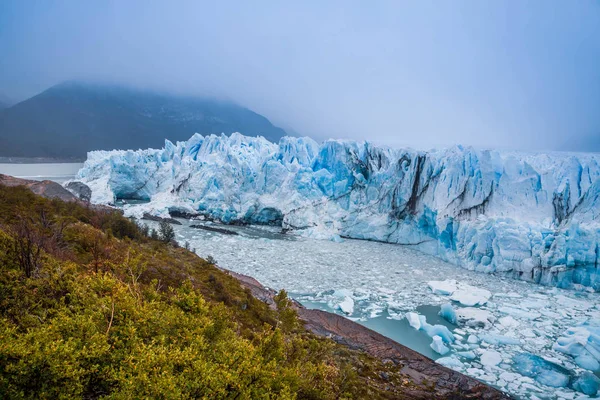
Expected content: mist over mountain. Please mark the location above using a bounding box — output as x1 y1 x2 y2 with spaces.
0 82 287 159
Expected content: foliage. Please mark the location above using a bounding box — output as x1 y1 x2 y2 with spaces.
158 220 175 243
0 184 410 399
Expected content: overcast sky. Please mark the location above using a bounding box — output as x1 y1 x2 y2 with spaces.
1 1 599 151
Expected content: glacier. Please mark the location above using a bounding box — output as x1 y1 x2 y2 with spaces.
75 132 600 291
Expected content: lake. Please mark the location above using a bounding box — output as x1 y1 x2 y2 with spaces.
0 163 83 183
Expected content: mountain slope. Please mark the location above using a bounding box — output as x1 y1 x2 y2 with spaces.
0 82 286 158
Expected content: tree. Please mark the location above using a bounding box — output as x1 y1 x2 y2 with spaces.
158 221 175 244
8 216 44 277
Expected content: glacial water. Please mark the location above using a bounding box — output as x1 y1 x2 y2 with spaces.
0 163 82 183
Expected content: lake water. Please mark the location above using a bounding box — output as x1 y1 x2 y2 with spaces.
0 163 82 183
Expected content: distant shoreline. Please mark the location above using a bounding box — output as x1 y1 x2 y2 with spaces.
0 157 85 164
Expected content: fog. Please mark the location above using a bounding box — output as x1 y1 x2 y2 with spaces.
1 1 599 151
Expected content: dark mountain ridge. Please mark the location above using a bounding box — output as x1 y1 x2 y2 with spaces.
0 81 287 159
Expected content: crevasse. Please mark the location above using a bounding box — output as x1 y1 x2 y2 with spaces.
75 133 600 291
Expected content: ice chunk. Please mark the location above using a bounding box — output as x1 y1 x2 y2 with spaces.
572 372 600 396
338 297 354 315
467 334 479 344
405 312 422 330
450 285 491 306
498 306 541 320
498 316 519 328
439 303 457 324
553 322 600 372
436 355 463 369
428 280 457 295
480 350 502 366
419 315 455 343
431 335 450 355
513 353 572 388
479 333 520 346
457 351 476 360
455 307 495 328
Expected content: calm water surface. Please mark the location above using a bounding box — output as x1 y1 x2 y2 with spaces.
0 163 82 183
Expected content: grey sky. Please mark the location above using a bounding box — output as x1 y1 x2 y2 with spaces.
1 1 599 151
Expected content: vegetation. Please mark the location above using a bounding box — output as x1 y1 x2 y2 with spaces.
158 220 176 243
0 185 411 399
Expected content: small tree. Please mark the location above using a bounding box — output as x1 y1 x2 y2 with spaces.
274 290 299 332
158 221 175 244
150 228 159 240
9 217 44 278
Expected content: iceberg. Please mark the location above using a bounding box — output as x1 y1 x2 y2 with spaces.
430 335 450 355
553 322 600 371
74 133 600 290
513 353 572 388
572 372 600 396
439 303 457 324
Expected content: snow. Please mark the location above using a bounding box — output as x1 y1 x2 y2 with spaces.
74 132 600 291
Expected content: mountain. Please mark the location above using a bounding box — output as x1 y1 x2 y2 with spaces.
0 82 287 159
76 133 600 291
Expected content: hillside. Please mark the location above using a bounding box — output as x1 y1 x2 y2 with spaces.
0 180 510 399
0 82 287 159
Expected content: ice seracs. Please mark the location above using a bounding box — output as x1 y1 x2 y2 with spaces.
74 132 600 291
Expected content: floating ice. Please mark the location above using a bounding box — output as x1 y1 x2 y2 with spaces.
480 333 520 346
427 280 491 306
467 334 479 344
428 280 458 295
405 312 422 330
480 350 502 366
439 303 457 324
338 297 354 315
455 308 495 328
450 285 491 306
437 355 463 369
572 372 600 396
513 353 572 388
431 335 450 355
456 351 476 360
419 315 455 343
554 322 600 371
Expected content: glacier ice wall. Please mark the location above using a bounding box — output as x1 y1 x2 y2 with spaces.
76 133 600 291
